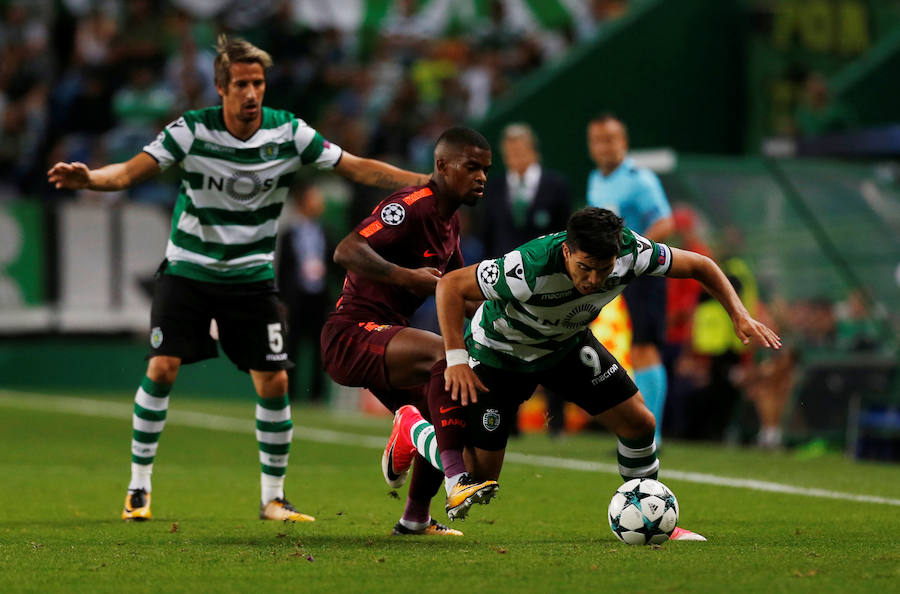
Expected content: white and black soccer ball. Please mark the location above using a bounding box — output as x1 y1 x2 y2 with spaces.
608 478 679 545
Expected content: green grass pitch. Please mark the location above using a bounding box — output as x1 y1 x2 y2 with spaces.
1 389 898 593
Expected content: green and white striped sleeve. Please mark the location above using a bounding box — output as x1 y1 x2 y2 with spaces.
143 116 194 171
293 118 342 169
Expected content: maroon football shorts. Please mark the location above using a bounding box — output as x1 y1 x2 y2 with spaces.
320 317 425 412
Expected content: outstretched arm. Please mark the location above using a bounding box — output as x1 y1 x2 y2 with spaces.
667 248 782 349
334 152 430 190
333 232 441 297
436 265 490 404
47 152 160 192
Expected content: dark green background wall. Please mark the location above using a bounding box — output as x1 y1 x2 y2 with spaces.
477 0 745 201
1 338 251 398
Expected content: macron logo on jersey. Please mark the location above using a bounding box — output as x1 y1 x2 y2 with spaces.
506 263 524 280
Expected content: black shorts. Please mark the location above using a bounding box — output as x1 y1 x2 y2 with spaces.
622 274 667 347
148 268 291 372
463 331 638 450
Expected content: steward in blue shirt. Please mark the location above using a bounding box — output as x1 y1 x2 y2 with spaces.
586 113 674 445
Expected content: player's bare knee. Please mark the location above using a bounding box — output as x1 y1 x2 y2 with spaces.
617 410 656 440
146 356 180 385
254 370 288 398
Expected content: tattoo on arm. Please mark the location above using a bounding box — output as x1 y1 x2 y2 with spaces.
372 172 407 190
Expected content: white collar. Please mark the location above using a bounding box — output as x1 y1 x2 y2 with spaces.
507 163 542 199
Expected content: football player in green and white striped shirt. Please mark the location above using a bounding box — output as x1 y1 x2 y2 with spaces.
383 208 780 539
48 35 429 524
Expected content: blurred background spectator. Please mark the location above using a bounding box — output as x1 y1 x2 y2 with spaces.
276 182 333 404
480 122 572 436
793 71 858 138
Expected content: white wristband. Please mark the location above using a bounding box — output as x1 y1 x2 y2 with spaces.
445 349 469 368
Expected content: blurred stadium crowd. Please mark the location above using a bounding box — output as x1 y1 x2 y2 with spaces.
0 0 628 202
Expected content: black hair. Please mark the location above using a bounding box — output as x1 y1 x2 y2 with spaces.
565 207 624 260
589 112 621 126
588 112 628 137
435 126 491 152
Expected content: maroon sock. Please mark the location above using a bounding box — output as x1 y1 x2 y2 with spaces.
402 454 443 524
428 359 468 478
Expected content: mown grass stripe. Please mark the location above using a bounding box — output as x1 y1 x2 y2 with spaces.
2 391 899 507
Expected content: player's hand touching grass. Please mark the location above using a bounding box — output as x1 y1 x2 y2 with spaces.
444 362 489 406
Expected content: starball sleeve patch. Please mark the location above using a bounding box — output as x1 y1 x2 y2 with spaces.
380 202 406 225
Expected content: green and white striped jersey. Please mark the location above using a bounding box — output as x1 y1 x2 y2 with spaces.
143 106 342 283
469 229 673 372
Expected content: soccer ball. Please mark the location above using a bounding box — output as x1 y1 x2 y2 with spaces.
608 478 679 545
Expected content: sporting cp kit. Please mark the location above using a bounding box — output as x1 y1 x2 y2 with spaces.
124 105 343 522
320 181 464 410
141 105 342 368
461 229 673 449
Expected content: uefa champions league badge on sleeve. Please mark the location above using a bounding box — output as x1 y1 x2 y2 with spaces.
479 261 500 285
380 203 406 225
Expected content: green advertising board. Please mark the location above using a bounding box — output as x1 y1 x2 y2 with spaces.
0 201 44 306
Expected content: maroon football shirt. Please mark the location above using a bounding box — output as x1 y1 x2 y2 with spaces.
331 181 464 326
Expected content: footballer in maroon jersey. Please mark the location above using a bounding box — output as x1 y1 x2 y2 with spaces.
321 181 465 403
320 127 491 535
332 181 465 328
